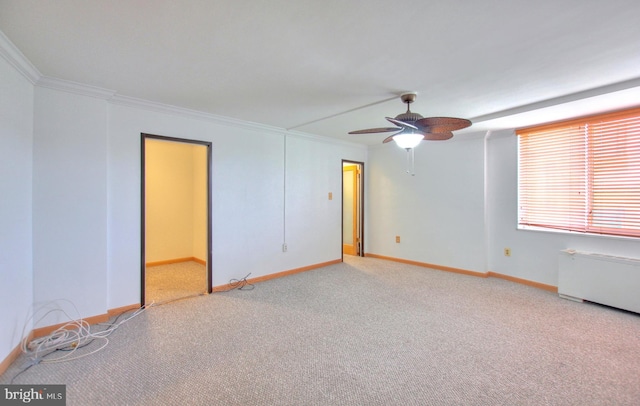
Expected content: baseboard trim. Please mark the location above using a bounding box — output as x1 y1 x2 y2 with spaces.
365 253 489 278
365 253 558 292
212 259 342 292
0 303 141 376
32 314 110 339
488 271 558 293
108 303 143 317
192 257 206 266
0 330 34 377
146 257 205 267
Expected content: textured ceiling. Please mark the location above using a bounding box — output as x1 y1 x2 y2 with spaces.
2 0 640 144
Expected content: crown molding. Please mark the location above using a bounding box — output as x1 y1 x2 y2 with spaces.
36 76 117 99
110 94 366 148
0 30 41 84
0 28 366 148
0 29 365 149
109 94 284 134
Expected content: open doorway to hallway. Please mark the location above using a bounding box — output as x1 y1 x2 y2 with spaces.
342 160 364 257
141 134 212 305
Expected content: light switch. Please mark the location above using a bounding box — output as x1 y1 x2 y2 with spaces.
328 192 332 200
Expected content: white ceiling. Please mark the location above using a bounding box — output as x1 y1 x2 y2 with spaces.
2 0 640 144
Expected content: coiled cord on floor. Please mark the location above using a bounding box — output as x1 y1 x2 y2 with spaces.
219 273 254 292
10 300 148 383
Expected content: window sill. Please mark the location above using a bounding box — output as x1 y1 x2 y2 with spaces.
517 225 640 242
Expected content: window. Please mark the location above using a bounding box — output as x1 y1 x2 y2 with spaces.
517 107 640 238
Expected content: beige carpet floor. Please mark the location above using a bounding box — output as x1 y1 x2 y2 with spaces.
145 261 207 305
3 256 640 405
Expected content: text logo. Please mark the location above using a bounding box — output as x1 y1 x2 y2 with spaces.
0 385 65 406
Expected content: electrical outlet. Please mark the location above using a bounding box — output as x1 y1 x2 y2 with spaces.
328 192 332 200
504 247 511 257
396 236 401 243
282 243 287 252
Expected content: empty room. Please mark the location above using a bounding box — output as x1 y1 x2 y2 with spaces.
1 1 640 404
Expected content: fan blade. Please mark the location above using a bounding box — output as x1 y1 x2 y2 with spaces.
423 131 453 141
382 134 398 143
348 127 401 134
414 117 471 132
386 117 419 130
382 129 411 144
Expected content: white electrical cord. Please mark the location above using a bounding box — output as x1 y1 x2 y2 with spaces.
19 300 148 365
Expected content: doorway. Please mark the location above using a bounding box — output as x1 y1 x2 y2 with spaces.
141 134 212 305
342 160 364 257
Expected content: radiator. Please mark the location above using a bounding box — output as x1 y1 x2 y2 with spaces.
558 249 640 314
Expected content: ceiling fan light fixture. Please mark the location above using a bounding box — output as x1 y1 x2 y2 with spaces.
347 92 471 175
393 132 423 149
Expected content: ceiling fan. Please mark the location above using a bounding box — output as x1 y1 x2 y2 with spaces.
348 93 472 148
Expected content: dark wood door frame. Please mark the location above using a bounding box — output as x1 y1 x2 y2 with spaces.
141 133 213 305
341 159 365 258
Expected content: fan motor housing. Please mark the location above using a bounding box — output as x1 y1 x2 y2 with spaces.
394 111 423 122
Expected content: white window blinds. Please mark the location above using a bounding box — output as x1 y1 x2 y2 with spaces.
517 107 640 238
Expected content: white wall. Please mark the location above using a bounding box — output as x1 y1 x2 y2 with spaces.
285 136 366 269
10 89 367 320
108 105 284 306
0 55 34 361
367 128 640 287
367 134 486 273
107 103 366 309
32 87 109 327
487 129 640 286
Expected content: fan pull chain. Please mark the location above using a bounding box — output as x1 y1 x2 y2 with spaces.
405 148 416 176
